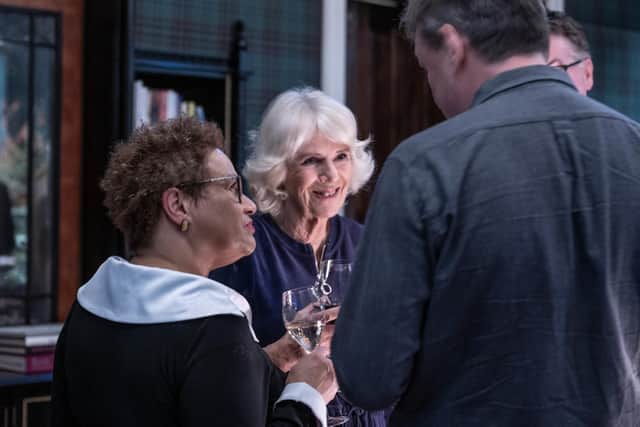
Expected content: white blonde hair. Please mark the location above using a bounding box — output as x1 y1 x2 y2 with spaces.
243 87 374 215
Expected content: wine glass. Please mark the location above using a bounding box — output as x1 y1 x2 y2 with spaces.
282 286 327 353
317 259 353 426
282 286 349 426
317 259 352 310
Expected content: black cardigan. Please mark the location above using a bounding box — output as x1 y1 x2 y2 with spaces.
52 303 318 426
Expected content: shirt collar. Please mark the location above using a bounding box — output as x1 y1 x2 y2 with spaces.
472 65 577 108
77 256 259 341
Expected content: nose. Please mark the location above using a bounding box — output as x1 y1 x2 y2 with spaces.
319 160 338 183
242 193 256 216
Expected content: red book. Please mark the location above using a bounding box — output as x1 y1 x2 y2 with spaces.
157 90 168 121
0 345 56 355
0 351 55 374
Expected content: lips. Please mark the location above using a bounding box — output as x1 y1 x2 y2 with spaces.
244 221 255 233
312 188 339 198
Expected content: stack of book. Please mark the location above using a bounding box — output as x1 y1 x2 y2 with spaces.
0 323 62 374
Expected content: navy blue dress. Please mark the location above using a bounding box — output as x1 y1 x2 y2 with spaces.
211 213 387 427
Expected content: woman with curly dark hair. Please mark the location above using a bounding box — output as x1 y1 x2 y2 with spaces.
52 116 337 427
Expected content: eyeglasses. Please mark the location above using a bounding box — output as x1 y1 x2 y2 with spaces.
549 57 589 71
177 175 243 203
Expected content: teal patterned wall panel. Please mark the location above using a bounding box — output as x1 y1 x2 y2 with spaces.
566 0 640 121
134 0 322 165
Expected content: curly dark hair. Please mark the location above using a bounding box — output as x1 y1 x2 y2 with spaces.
547 10 590 55
101 116 225 251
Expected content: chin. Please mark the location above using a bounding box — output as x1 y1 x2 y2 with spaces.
310 208 340 219
242 239 257 256
313 201 345 218
230 238 256 258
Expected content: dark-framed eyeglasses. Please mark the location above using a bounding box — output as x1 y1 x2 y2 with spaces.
549 57 589 72
177 174 243 203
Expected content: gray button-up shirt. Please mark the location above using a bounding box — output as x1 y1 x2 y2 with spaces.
333 65 640 426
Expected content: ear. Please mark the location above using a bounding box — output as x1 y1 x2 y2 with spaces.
439 23 466 71
161 187 190 228
583 57 594 92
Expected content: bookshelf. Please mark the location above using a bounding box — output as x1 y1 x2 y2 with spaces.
82 1 251 281
128 18 251 159
131 50 232 153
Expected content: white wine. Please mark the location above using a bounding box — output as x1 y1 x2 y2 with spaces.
285 319 325 353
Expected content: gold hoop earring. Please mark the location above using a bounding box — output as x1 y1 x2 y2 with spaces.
180 219 190 232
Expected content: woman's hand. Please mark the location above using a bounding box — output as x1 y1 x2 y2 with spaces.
287 349 339 404
264 333 305 372
266 305 340 371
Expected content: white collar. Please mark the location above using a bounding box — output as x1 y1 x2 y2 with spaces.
77 256 258 342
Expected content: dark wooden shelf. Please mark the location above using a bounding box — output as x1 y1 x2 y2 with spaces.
134 50 229 79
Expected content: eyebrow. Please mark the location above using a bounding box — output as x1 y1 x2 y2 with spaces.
297 147 350 157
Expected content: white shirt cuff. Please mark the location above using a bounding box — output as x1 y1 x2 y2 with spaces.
275 382 327 427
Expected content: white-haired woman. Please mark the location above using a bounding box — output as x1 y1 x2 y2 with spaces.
210 88 386 426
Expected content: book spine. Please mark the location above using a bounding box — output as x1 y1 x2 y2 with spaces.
25 352 55 373
0 352 55 374
158 90 168 121
24 335 59 347
167 90 179 119
0 334 59 347
133 80 150 127
0 345 56 355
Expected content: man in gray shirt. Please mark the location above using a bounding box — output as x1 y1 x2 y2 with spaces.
333 1 640 425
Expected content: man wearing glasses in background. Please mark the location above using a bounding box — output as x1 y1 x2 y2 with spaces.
547 10 594 95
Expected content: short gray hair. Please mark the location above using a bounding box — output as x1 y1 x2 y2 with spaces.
243 87 374 216
400 0 549 64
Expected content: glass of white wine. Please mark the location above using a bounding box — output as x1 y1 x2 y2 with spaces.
282 286 327 353
282 286 349 426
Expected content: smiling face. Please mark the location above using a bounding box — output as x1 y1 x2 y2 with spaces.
189 149 256 266
281 133 353 222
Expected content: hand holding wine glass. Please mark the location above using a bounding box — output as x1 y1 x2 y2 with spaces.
282 286 348 426
286 350 338 404
282 286 330 353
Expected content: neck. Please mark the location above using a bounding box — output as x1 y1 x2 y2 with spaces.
133 220 214 277
457 52 547 114
130 252 189 273
274 210 330 257
482 52 547 80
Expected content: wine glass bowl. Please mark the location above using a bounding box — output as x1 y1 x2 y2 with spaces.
317 259 352 308
282 286 327 353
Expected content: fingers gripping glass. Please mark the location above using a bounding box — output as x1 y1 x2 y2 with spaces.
177 175 243 202
549 57 589 71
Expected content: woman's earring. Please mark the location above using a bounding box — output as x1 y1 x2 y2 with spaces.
180 219 190 232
